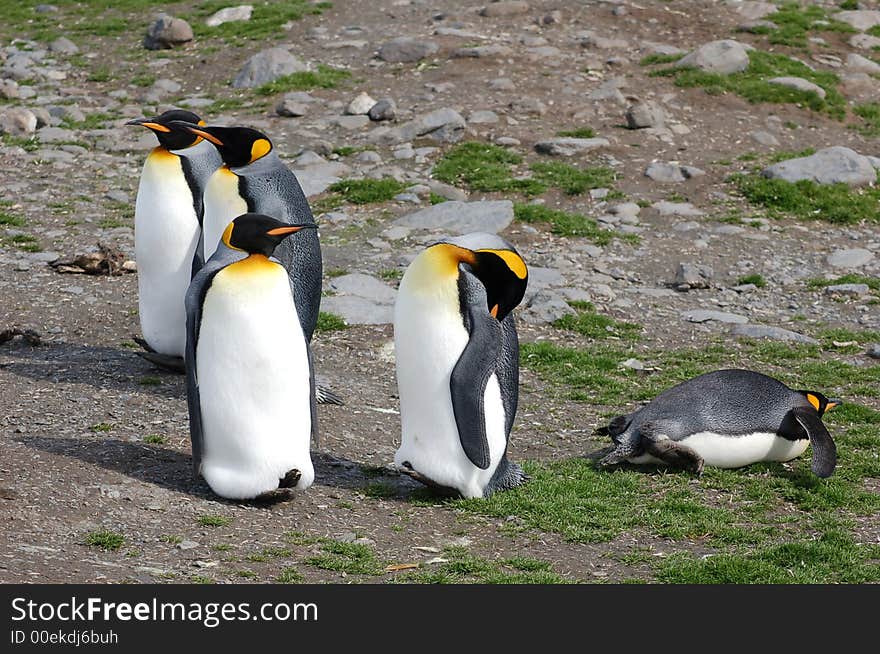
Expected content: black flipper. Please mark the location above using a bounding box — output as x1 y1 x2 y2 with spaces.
450 269 502 470
135 350 185 373
780 407 837 478
642 436 704 476
307 344 319 449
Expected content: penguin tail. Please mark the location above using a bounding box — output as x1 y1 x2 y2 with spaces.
316 384 344 405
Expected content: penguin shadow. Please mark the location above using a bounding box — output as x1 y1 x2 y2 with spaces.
311 451 431 499
0 340 183 398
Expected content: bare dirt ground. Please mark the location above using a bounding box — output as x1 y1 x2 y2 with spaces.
0 0 878 583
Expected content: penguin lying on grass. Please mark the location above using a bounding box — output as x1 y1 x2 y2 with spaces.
126 110 221 371
185 213 318 500
595 369 839 478
394 233 529 499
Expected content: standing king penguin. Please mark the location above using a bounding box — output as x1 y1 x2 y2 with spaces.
126 110 221 366
394 233 529 499
185 213 318 500
595 369 839 477
170 122 322 343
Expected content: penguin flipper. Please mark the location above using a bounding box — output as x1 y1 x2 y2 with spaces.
781 407 837 478
642 434 704 476
307 344 319 449
450 269 502 470
595 414 632 437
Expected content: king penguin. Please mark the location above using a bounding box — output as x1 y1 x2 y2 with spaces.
169 121 322 343
595 369 839 477
393 233 529 499
126 110 222 368
185 213 318 500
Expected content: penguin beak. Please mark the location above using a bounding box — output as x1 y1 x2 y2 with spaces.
826 399 841 411
126 118 171 133
266 224 315 236
173 122 224 146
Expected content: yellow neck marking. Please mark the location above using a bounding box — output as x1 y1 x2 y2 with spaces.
478 248 528 279
424 243 477 276
226 253 281 275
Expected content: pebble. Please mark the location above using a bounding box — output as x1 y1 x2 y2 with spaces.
205 5 253 27
730 324 818 345
394 200 513 234
48 37 79 55
377 37 438 63
533 137 609 156
468 110 499 124
368 98 396 121
368 108 465 144
826 248 875 269
644 162 705 183
652 201 703 217
345 91 376 115
232 48 310 88
824 284 870 297
682 309 748 324
329 273 397 304
867 344 880 359
488 78 516 91
321 295 392 325
676 39 751 74
767 76 826 99
674 262 713 290
625 101 665 129
143 14 193 50
452 45 514 59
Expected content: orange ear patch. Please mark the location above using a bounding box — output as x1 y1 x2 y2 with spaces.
490 304 499 318
806 394 821 411
250 138 272 162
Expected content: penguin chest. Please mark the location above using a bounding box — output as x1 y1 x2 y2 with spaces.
203 168 247 260
196 260 313 499
393 284 507 498
629 431 810 469
134 149 200 356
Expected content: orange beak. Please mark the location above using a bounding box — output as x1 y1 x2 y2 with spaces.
266 225 310 236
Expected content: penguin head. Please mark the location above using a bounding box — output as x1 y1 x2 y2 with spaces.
126 110 206 150
169 122 273 168
421 233 529 321
798 391 841 416
221 213 315 257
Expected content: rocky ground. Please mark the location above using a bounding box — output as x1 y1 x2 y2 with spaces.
0 0 878 584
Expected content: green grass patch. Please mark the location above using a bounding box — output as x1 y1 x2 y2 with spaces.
655 50 845 118
189 0 330 43
85 529 125 551
395 547 568 584
277 567 304 583
639 52 683 66
143 434 167 445
736 274 766 287
62 111 115 130
807 274 880 291
87 68 113 83
326 178 406 204
90 423 113 433
315 311 347 332
733 174 880 224
553 301 642 341
429 192 447 205
159 534 182 545
363 482 397 499
515 203 633 245
7 234 41 252
432 141 544 195
1 134 40 152
556 127 596 138
768 147 815 164
130 73 156 88
0 211 25 227
757 2 856 48
139 376 161 386
304 539 384 575
530 162 616 195
202 97 247 115
255 64 351 95
197 514 231 528
853 103 880 137
378 268 403 281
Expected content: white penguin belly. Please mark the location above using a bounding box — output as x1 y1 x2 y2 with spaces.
196 260 313 499
202 167 247 260
393 288 507 499
628 432 810 469
134 150 200 356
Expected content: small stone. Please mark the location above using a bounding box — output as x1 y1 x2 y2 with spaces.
452 45 513 59
377 37 438 63
276 99 309 117
621 358 646 371
749 130 779 146
645 162 705 183
824 283 870 297
683 309 748 324
534 137 609 156
480 1 530 17
625 101 665 129
866 344 880 359
674 262 713 290
329 273 397 304
521 291 575 324
0 108 37 136
509 96 547 116
0 79 19 100
652 201 703 217
320 296 392 325
846 53 880 75
676 39 752 75
345 91 376 115
48 37 79 55
176 540 200 550
836 10 880 32
395 200 513 234
767 76 826 99
144 14 193 50
468 110 499 124
205 4 253 27
232 47 310 88
826 248 875 269
368 98 396 121
731 324 818 345
488 77 515 91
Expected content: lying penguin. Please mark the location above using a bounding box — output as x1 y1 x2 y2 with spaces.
595 369 839 477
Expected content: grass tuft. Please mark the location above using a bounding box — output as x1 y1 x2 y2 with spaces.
326 178 406 204
197 514 232 528
305 539 384 575
255 65 351 95
85 529 125 551
315 312 347 332
553 301 642 341
736 274 766 288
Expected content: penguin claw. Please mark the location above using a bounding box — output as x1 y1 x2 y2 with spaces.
278 469 302 489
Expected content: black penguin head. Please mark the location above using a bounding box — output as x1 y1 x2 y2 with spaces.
169 122 273 167
797 390 841 416
126 110 205 150
221 213 315 257
429 235 529 322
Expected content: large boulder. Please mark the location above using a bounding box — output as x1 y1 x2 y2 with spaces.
232 48 310 88
676 39 752 74
762 146 877 187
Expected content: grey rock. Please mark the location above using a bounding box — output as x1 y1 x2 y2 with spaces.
836 10 880 32
345 91 376 115
0 108 37 136
762 146 877 187
824 283 870 297
846 53 880 75
368 98 396 121
356 150 382 164
625 101 665 129
292 162 350 197
105 190 129 203
329 273 397 304
489 77 516 91
850 33 880 49
232 48 310 88
641 41 686 56
394 200 513 234
369 108 465 144
321 296 392 325
587 79 626 105
377 37 438 63
734 1 778 20
35 4 58 12
144 14 193 50
331 115 370 130
276 99 310 117
645 162 705 183
652 201 703 217
682 309 748 324
839 72 878 102
0 79 19 99
749 129 778 146
674 262 713 289
176 540 200 551
509 96 547 115
730 324 817 344
676 39 752 75
867 344 880 359
48 37 78 55
767 76 826 99
480 1 530 17
621 358 647 371
826 248 875 269
521 291 575 325
468 110 499 124
426 180 467 202
205 5 253 27
534 137 609 156
452 45 513 58
36 127 75 143
30 107 50 128
577 30 630 50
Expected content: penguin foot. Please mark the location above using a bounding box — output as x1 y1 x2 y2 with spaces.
316 384 344 406
278 469 302 489
134 350 186 373
397 462 460 497
132 336 154 353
